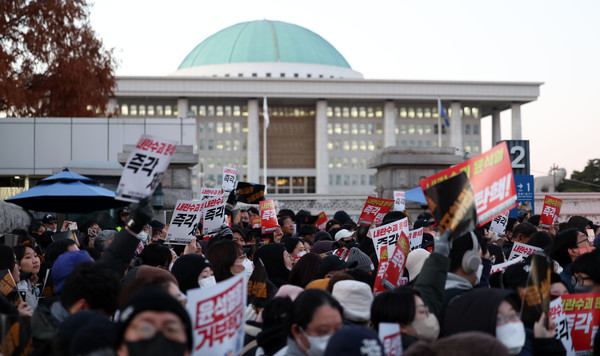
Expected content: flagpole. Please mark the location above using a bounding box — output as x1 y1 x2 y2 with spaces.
263 97 269 194
437 99 442 147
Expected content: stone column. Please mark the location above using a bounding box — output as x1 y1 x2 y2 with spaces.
315 100 329 194
511 103 522 140
384 101 396 147
177 98 189 119
450 101 463 156
246 99 260 183
491 109 501 145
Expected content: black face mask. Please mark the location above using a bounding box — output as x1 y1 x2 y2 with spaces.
126 332 187 356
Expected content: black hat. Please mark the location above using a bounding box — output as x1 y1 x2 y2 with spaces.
324 325 384 356
149 220 165 229
413 218 434 230
317 255 357 278
117 287 192 350
42 213 57 224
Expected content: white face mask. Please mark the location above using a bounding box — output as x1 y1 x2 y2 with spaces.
296 251 307 258
476 264 483 285
300 328 331 356
137 231 148 242
496 322 526 355
198 276 216 289
411 313 440 342
242 258 254 279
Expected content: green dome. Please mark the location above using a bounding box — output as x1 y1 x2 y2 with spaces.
178 20 352 70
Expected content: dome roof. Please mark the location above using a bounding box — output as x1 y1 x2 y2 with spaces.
171 20 362 79
178 20 352 69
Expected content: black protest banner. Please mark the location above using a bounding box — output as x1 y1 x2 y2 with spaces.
235 182 265 204
521 252 551 325
247 258 276 312
0 269 21 307
423 172 477 240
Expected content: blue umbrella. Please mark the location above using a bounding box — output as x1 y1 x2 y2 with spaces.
5 169 128 213
405 186 428 205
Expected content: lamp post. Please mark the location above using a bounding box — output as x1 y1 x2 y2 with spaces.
152 183 164 210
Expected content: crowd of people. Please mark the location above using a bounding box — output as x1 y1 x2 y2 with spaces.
1 192 600 356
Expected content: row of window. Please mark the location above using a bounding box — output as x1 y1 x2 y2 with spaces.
120 104 177 117
329 157 370 169
327 106 384 118
327 122 383 136
199 157 247 169
263 176 316 194
395 123 479 135
198 121 248 134
198 139 246 151
398 106 480 119
327 140 382 151
397 140 480 152
329 174 375 186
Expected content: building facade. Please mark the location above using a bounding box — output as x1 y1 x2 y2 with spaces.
0 20 541 203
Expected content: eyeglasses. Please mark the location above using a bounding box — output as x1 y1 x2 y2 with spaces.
576 238 591 245
496 312 521 326
571 275 592 286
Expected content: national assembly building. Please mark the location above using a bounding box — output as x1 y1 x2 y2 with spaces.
0 20 542 205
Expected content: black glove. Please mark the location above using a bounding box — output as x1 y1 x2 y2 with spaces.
125 197 153 234
226 189 237 206
434 230 452 257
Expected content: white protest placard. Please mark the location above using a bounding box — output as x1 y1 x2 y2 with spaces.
202 195 226 235
222 167 237 192
393 191 406 212
408 228 423 250
379 322 403 356
371 218 409 261
165 200 203 244
550 297 576 356
508 242 543 261
489 211 510 236
490 257 523 274
186 273 246 356
201 187 224 200
117 134 178 202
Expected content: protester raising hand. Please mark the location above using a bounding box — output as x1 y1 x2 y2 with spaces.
533 312 556 339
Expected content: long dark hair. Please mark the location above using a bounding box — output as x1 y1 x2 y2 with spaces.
206 239 242 282
289 252 321 288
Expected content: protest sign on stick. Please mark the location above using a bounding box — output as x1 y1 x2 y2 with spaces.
117 134 177 202
166 200 203 244
315 212 327 231
393 191 405 212
539 195 562 230
236 182 265 204
422 172 478 240
489 211 510 236
371 218 410 261
260 200 278 234
379 322 403 356
222 167 237 192
408 228 423 250
549 297 575 356
186 274 246 356
382 231 411 289
420 141 517 226
561 293 600 354
508 242 543 261
202 196 226 235
358 196 394 226
520 253 552 325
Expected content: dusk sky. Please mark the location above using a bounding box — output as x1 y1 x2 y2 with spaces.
90 0 600 179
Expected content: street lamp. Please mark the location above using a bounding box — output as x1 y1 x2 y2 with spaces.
152 183 164 210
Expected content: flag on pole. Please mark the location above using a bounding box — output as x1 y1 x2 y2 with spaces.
263 97 270 128
438 99 450 128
